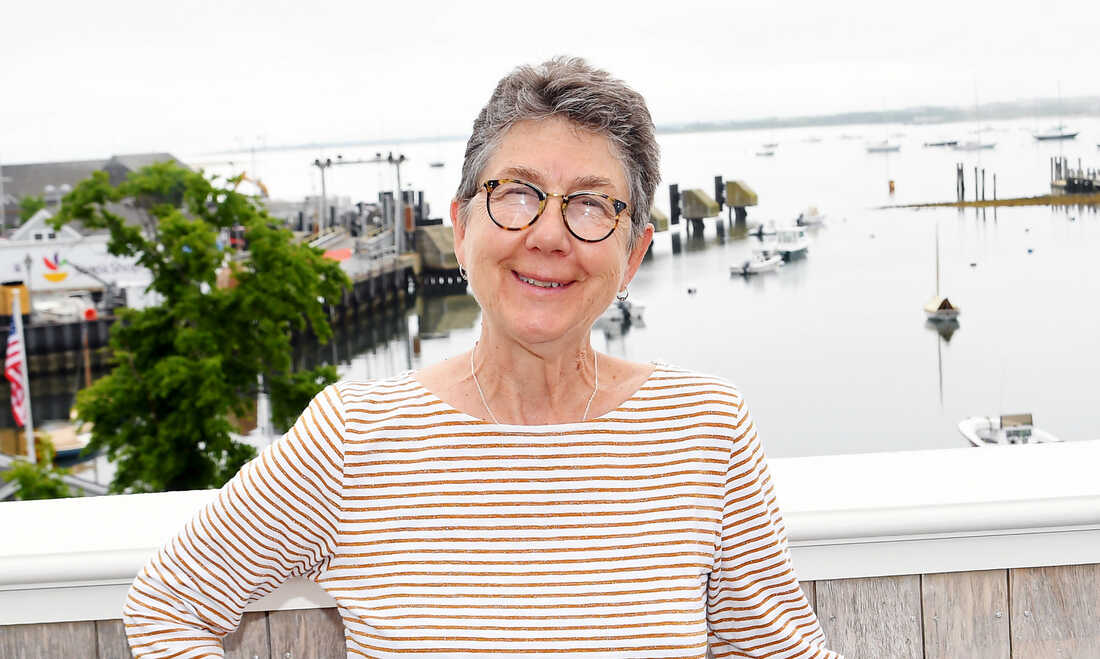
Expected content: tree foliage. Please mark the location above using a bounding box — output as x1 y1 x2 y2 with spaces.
53 162 349 493
1 437 75 501
19 195 46 223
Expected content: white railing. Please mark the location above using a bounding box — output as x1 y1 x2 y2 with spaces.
2 440 1099 626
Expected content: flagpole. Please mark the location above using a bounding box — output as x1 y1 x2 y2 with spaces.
12 290 35 463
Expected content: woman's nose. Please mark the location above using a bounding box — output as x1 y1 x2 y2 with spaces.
524 198 572 253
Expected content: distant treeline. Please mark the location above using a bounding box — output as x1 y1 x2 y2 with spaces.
658 96 1100 134
212 96 1100 156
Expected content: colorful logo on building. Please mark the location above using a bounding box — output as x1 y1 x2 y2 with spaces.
43 253 69 283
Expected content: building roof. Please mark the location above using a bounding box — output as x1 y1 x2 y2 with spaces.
0 153 186 200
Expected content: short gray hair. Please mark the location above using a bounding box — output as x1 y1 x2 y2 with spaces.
455 56 659 247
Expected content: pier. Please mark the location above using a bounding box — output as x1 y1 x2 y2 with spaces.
2 440 1098 657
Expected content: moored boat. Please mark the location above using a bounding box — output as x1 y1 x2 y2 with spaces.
731 248 784 276
796 206 826 226
1033 124 1078 141
774 226 809 257
958 414 1062 447
866 141 901 153
924 296 960 322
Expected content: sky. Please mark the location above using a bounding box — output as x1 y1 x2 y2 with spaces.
2 0 1097 164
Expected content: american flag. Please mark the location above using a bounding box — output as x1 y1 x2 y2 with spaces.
5 307 28 428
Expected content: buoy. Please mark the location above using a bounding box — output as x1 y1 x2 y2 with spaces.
83 307 98 321
888 180 895 194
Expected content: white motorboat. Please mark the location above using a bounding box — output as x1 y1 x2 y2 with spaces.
732 248 784 276
1033 124 1078 141
866 141 901 153
750 220 777 237
957 414 1062 447
796 206 826 226
599 298 644 324
774 226 809 257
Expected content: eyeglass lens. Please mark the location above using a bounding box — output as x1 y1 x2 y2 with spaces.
488 181 618 241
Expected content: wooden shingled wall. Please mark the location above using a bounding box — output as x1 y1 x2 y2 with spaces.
2 564 1097 658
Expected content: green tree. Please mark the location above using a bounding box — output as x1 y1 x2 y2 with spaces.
1 436 75 501
53 162 349 493
19 195 46 224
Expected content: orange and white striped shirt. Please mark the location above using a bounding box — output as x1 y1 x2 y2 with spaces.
124 365 839 658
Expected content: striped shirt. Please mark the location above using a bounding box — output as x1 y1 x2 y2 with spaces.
124 365 839 658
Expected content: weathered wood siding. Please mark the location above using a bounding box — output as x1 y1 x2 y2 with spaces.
3 564 1097 657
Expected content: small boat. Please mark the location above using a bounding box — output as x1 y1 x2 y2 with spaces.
796 206 826 226
762 142 778 149
732 248 784 276
429 161 445 168
866 141 901 153
755 150 775 157
774 226 809 257
599 298 644 324
750 220 777 238
1033 124 1078 141
957 414 1062 447
924 296 960 321
923 140 958 148
953 140 996 151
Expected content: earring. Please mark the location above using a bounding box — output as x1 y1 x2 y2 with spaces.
616 288 628 301
458 265 468 280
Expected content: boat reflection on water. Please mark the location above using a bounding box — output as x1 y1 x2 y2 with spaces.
925 317 960 342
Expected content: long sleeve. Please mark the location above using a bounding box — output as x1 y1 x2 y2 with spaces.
707 396 841 659
123 384 347 658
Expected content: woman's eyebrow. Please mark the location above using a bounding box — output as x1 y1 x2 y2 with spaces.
497 167 616 192
499 166 545 185
571 175 614 191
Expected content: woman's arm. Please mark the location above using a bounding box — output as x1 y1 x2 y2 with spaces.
707 395 842 658
122 384 346 658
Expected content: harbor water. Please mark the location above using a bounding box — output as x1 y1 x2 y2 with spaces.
6 118 1100 460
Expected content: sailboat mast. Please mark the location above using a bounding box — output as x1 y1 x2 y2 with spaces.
935 219 941 298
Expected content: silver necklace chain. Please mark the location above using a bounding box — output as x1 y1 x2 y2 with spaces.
469 342 599 424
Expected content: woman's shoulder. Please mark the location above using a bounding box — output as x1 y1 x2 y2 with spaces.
646 362 744 395
332 371 425 410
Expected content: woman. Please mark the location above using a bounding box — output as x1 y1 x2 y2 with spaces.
124 57 840 658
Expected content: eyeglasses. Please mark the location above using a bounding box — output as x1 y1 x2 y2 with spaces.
481 179 630 243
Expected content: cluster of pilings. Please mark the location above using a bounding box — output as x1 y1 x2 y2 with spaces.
662 176 758 251
956 163 997 203
1051 156 1098 193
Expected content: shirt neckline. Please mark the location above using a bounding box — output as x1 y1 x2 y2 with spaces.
406 362 666 429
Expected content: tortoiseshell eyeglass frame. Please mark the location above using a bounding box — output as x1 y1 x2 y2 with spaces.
481 178 630 243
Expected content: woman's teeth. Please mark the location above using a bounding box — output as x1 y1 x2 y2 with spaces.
519 275 563 288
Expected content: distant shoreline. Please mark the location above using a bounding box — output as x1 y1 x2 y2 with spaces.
204 95 1100 156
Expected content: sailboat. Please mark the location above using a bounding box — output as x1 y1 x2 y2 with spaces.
1033 83 1077 141
954 84 996 151
924 219 960 322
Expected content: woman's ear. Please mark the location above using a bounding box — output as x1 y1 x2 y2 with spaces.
451 199 466 268
622 222 655 288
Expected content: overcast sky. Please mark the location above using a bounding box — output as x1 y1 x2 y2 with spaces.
3 0 1096 163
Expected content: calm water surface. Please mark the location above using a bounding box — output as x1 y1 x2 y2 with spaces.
329 118 1100 457
8 119 1099 461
